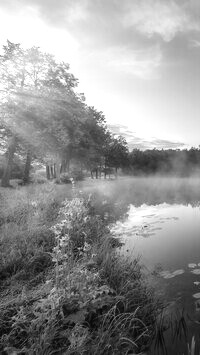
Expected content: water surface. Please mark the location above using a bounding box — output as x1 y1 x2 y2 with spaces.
83 177 200 348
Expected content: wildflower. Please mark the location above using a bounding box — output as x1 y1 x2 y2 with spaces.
83 242 91 252
45 280 51 285
31 200 38 207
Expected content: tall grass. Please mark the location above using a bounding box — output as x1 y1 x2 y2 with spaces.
0 183 74 280
0 182 159 354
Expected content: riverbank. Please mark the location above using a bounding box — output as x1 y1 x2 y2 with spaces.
0 182 158 354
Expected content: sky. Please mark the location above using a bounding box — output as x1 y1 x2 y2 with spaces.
0 0 200 150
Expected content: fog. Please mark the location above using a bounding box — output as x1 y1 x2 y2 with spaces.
81 175 200 209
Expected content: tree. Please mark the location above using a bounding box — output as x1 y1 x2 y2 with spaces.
0 40 84 185
79 107 110 177
104 135 128 176
0 40 129 185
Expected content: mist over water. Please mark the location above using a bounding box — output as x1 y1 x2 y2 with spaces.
81 176 200 333
82 175 200 207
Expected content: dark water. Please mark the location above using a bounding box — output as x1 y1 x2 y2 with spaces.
82 177 200 354
112 203 200 271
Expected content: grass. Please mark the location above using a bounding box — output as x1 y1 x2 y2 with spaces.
0 181 159 354
0 182 73 281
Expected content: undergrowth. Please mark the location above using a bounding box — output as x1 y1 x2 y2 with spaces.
0 182 158 354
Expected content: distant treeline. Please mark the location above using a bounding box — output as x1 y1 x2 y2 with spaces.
125 148 200 176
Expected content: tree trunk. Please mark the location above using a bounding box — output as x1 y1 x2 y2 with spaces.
53 163 57 178
104 164 107 179
1 136 17 187
115 167 118 179
61 159 67 173
23 149 32 184
50 166 54 179
46 165 50 180
55 163 61 183
66 160 70 173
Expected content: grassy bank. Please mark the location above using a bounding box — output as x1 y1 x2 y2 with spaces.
0 182 158 354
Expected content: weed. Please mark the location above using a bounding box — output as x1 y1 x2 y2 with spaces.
0 185 160 354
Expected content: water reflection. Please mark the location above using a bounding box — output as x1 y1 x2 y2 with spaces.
111 203 200 271
82 178 200 324
81 177 200 353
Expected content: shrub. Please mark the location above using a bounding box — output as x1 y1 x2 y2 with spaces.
31 173 47 184
0 192 159 355
71 169 84 181
0 159 24 179
60 173 72 184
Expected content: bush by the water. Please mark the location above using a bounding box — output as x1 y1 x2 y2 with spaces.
0 183 158 354
60 170 84 184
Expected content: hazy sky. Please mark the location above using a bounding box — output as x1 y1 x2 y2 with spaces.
0 0 200 149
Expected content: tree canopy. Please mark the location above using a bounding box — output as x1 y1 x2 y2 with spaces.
0 40 129 185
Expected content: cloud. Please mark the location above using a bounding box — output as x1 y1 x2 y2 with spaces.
124 0 200 42
1 0 199 84
108 124 186 150
2 0 200 45
107 45 162 79
1 1 200 148
84 44 162 79
190 39 200 48
1 0 200 73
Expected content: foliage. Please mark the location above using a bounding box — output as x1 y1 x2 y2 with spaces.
187 336 197 355
0 40 88 185
105 135 129 171
0 186 159 354
60 173 73 184
0 40 129 186
71 169 85 181
126 147 200 176
0 183 72 280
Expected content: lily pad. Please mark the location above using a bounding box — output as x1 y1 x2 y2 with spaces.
172 269 185 276
195 299 200 311
194 281 200 286
159 270 170 277
160 269 185 278
191 269 200 275
163 273 176 279
193 293 200 299
188 263 197 268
